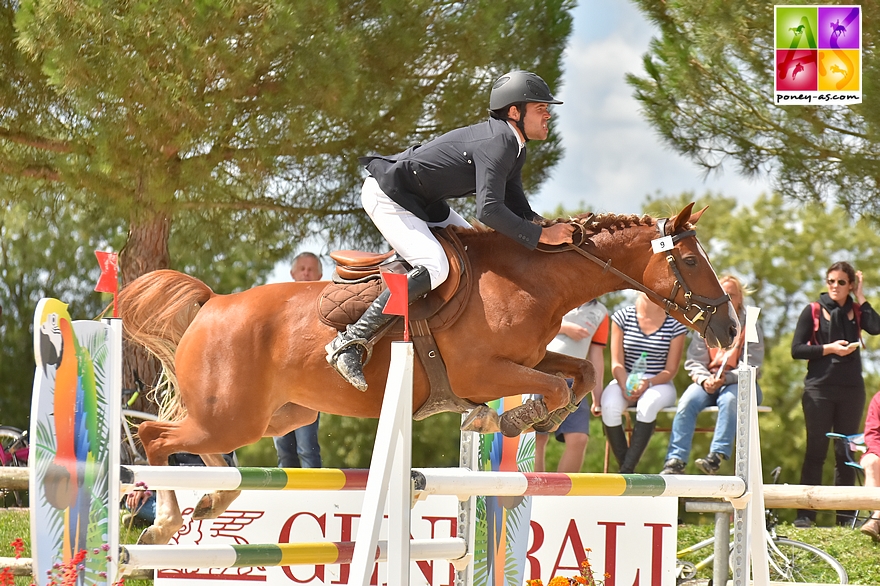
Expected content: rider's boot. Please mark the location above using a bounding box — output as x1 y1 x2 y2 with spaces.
604 424 629 471
326 265 432 391
619 421 656 474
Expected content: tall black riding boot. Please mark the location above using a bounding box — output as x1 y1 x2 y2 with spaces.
604 424 629 471
619 421 656 474
326 266 431 391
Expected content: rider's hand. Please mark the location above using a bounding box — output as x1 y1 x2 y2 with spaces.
539 223 574 245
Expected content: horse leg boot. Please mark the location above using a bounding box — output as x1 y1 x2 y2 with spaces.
619 421 656 474
326 266 431 391
604 424 629 471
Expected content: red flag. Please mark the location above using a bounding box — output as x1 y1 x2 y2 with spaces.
94 251 119 293
381 272 409 317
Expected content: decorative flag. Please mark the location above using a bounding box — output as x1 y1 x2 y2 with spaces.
381 272 409 341
95 251 119 317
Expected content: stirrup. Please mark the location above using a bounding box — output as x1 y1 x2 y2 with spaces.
326 336 374 367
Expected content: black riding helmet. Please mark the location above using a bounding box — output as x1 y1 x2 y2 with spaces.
489 70 562 141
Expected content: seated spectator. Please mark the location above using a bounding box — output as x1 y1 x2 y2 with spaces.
860 391 880 542
661 275 764 475
601 292 687 473
122 452 236 526
535 299 608 473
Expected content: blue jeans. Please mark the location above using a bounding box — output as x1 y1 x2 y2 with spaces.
666 381 763 462
273 416 322 468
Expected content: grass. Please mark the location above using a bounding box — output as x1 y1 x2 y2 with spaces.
2 509 879 584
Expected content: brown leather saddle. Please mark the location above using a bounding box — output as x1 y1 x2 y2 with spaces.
317 226 479 419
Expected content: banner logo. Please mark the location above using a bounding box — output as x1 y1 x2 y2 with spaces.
775 5 861 105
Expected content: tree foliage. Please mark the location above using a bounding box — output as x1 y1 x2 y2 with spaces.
627 1 880 216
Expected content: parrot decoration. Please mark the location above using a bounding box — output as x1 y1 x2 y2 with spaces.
36 299 100 571
483 396 528 585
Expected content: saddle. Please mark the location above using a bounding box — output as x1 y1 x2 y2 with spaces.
317 226 478 420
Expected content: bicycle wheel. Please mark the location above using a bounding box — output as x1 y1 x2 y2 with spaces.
120 409 158 466
767 538 848 584
0 426 28 507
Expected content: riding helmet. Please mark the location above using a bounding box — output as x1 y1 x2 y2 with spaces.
489 70 563 111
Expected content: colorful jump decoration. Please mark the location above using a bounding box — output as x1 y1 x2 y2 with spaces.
774 5 862 105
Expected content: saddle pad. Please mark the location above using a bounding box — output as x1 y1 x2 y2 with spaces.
317 278 383 330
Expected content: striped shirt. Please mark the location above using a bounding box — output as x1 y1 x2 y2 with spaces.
611 305 688 375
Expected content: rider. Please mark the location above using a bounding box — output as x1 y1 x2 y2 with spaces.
326 70 575 391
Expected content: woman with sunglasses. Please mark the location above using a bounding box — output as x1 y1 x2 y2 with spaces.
791 261 880 528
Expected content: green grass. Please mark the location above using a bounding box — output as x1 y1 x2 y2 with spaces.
3 509 879 584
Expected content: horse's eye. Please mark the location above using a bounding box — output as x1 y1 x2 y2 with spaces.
683 255 698 266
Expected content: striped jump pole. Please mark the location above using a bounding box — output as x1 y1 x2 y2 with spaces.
122 465 745 500
119 537 467 571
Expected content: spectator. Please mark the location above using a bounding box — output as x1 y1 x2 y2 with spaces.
274 252 324 468
601 292 687 473
660 275 764 476
791 262 880 527
859 391 880 541
534 300 609 473
122 452 236 525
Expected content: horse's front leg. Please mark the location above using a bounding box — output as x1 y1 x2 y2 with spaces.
458 358 575 437
529 352 596 433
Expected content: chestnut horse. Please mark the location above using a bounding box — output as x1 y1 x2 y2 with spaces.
119 202 737 544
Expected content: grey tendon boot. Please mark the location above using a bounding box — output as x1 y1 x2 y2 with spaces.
604 424 629 472
619 420 656 474
326 266 431 391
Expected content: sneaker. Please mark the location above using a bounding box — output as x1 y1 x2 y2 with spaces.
695 452 725 475
860 517 880 542
793 516 814 529
659 458 686 475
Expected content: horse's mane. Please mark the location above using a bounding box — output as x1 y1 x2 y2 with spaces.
449 212 658 240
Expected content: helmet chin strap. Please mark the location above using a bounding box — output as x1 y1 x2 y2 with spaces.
513 103 529 143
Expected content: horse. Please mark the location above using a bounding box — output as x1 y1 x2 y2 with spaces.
119 202 738 545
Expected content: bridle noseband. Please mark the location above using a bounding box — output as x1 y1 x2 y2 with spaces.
542 216 730 337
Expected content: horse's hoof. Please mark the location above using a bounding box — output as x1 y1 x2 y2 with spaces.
137 525 167 545
499 399 549 437
460 405 500 434
193 494 218 519
532 418 559 433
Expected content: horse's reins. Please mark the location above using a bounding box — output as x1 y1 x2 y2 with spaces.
539 216 730 336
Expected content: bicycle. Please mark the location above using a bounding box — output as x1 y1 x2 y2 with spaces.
676 469 848 584
0 425 29 507
120 372 158 466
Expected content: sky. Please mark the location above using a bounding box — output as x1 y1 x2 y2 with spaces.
268 1 775 283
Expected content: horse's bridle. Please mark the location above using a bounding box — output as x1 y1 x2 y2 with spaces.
541 216 730 337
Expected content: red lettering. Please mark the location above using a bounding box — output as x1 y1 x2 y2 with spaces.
551 519 586 578
598 521 625 586
332 513 359 585
419 516 458 586
644 523 672 586
526 520 544 580
278 512 326 583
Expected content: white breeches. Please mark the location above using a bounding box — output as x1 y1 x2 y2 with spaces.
600 380 677 426
361 177 471 290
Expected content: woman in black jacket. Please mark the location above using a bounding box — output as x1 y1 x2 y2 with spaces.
791 261 880 527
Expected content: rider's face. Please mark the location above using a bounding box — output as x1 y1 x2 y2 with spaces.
509 103 552 141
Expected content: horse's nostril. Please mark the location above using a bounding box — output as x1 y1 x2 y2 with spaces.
729 325 738 340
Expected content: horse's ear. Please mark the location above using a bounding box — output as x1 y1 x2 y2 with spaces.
689 205 709 225
670 202 696 232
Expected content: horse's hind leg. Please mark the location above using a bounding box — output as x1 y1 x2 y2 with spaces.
191 453 241 521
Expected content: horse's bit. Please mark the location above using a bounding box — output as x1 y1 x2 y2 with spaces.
543 216 730 338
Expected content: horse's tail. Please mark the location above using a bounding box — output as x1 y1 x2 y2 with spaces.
118 269 214 422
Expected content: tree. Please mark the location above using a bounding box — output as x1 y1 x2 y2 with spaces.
626 1 880 216
3 0 574 387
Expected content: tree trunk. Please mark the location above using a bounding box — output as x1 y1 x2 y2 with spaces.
119 210 171 415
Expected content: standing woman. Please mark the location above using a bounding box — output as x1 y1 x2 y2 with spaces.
791 261 880 527
602 292 688 473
